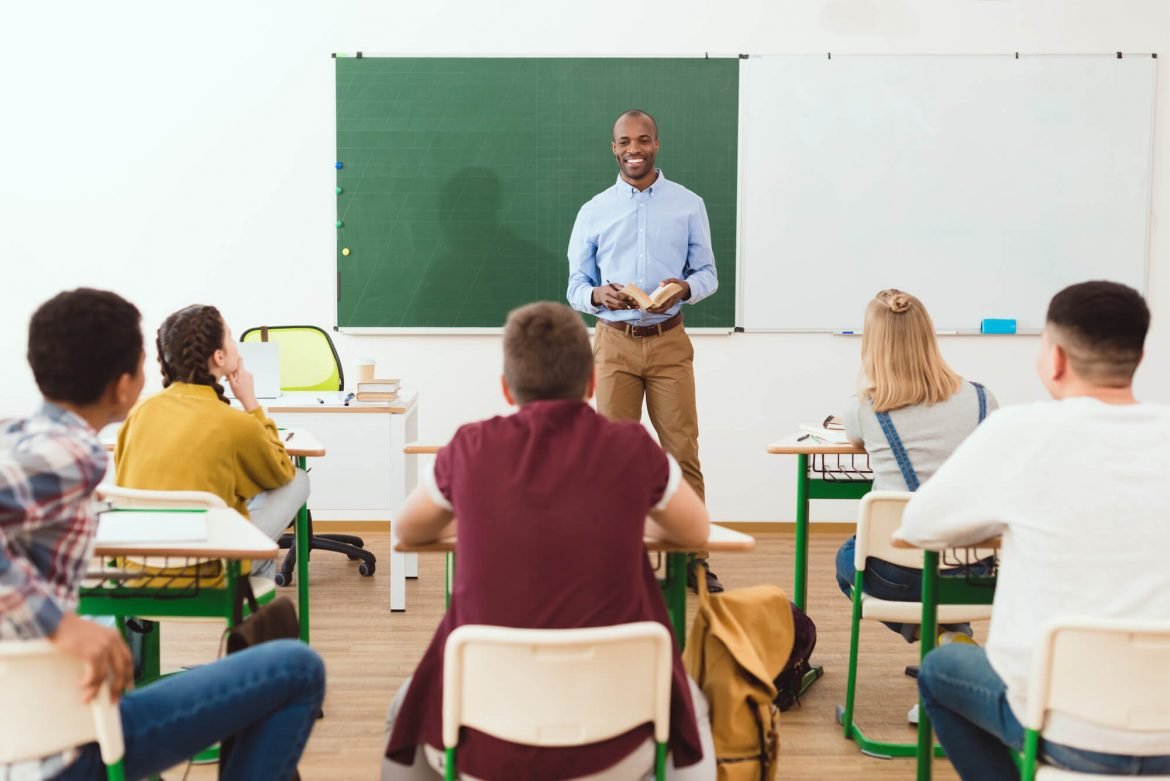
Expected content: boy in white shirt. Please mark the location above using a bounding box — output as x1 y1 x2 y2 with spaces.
900 281 1170 778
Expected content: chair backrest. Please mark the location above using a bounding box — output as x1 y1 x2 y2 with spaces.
240 325 343 392
97 485 227 509
1025 619 1170 734
855 491 924 570
442 622 673 749
0 640 124 766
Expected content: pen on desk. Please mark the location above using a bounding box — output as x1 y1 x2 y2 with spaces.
797 434 810 442
285 432 295 442
315 397 325 404
344 392 355 407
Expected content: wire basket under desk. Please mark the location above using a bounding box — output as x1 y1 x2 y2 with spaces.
808 452 874 482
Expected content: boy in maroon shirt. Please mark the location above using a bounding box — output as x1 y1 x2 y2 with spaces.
382 302 715 780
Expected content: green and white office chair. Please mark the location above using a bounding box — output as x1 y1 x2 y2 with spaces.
1021 619 1170 779
837 491 995 759
240 324 376 582
0 640 126 781
442 622 674 781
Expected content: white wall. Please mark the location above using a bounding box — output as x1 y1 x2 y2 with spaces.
2 1 1168 522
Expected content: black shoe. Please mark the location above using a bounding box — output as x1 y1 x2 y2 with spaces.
686 561 725 594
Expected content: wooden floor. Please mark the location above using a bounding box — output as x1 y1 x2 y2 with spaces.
161 530 970 779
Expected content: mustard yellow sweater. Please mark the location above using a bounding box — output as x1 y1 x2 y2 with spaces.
115 382 295 517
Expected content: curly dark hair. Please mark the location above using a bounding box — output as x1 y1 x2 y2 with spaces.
28 288 143 405
156 305 230 405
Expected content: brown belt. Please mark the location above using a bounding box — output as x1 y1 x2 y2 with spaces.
599 312 683 338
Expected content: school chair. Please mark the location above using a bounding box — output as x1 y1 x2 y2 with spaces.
240 324 376 582
94 485 277 684
0 640 126 781
837 491 995 759
1020 619 1170 779
442 622 674 781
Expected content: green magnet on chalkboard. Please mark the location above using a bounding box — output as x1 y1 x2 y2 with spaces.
336 186 342 195
335 220 343 229
342 247 351 256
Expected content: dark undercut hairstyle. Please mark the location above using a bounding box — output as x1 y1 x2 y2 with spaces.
156 304 230 405
503 302 593 405
28 288 143 406
1046 281 1149 386
613 109 658 140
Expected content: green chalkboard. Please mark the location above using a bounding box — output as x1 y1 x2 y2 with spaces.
335 57 738 328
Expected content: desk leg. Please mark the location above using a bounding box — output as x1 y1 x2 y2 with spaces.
664 553 688 650
389 404 419 611
917 550 940 781
794 454 810 611
295 455 311 643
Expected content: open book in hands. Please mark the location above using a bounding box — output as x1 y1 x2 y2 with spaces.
621 282 683 310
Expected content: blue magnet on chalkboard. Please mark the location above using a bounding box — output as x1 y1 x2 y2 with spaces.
981 318 1017 334
335 161 343 170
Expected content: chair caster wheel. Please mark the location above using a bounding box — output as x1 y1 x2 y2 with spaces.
835 704 845 726
359 562 375 577
275 572 292 587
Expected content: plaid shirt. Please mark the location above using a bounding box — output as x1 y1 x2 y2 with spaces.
0 402 107 781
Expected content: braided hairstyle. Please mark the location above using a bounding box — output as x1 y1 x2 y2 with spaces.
156 304 230 405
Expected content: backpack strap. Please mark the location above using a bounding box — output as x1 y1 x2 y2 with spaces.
874 410 920 492
972 381 987 423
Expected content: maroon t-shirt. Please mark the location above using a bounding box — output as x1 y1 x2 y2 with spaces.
386 399 703 779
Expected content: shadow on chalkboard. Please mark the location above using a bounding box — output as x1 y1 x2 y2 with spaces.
410 166 557 326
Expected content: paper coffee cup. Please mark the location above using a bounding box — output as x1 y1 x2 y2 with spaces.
353 359 375 385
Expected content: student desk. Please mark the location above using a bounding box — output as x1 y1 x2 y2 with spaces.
79 508 280 668
101 426 322 643
267 391 420 613
767 436 873 610
395 524 756 650
892 535 1000 781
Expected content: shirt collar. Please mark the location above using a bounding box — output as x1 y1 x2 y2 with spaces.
614 169 667 198
166 381 223 399
38 401 96 434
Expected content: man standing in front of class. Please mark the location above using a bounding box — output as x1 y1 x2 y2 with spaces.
567 109 723 593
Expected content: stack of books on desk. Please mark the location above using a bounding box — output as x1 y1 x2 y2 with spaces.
356 379 400 402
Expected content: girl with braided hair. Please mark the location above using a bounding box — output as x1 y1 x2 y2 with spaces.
832 289 998 721
114 304 309 577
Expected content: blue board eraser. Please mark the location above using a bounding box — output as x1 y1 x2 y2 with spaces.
981 318 1017 334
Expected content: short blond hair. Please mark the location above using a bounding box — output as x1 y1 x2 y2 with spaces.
860 289 961 413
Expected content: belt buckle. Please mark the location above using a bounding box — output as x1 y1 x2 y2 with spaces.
626 322 645 339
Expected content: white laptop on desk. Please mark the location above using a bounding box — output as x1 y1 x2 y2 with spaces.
226 342 282 400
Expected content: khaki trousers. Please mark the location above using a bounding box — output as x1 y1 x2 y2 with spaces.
594 323 707 558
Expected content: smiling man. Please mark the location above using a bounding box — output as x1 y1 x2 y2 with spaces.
567 109 722 592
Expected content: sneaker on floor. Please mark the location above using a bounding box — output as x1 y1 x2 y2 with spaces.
939 630 978 646
686 561 724 594
908 703 919 726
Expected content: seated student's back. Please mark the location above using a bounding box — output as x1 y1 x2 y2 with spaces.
383 302 711 780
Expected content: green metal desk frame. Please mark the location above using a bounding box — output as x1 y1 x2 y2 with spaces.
792 453 872 610
293 454 311 643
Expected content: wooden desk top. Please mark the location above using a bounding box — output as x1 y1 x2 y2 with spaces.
767 434 866 456
94 508 280 559
280 427 326 458
101 426 326 459
395 522 756 554
891 534 1002 551
266 389 417 415
404 442 443 455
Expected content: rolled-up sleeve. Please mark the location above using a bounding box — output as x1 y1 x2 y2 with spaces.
682 199 718 305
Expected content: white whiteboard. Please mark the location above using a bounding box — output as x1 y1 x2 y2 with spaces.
739 55 1156 332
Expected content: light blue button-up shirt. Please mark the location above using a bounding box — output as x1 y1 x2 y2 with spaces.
566 170 718 325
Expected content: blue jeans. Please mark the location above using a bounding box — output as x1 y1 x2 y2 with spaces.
919 644 1170 779
835 536 990 642
57 639 324 781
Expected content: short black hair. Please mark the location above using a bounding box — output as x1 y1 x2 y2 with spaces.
1046 280 1149 385
613 109 658 140
503 302 593 404
28 288 143 405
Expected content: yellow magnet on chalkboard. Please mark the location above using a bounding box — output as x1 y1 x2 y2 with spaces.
342 247 351 256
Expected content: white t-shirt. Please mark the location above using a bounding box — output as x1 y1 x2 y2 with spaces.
899 397 1170 754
